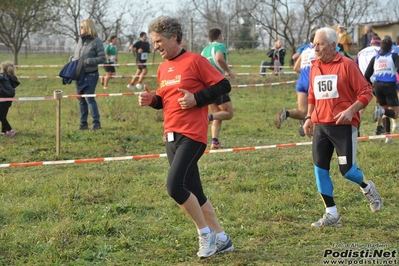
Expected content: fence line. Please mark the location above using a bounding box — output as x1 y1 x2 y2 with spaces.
16 72 298 79
15 63 295 69
0 80 297 102
1 134 397 168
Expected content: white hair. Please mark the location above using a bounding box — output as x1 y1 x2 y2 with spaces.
316 27 337 46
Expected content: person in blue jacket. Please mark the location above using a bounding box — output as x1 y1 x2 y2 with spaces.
0 61 20 137
71 19 105 131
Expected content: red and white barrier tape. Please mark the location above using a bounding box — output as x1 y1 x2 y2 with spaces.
15 63 294 68
0 92 140 102
1 134 397 168
16 72 297 79
15 62 163 68
231 80 296 88
0 80 297 102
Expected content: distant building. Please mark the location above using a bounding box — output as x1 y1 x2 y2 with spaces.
356 20 399 50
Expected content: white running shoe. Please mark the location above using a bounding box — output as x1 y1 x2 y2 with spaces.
373 105 383 122
363 181 383 212
311 213 342 228
197 229 217 258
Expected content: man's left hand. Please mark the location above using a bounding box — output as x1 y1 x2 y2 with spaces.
177 88 196 109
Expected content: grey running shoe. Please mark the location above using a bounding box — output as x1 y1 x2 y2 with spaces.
363 181 383 212
373 105 383 122
385 138 392 144
311 213 342 228
197 229 217 258
298 120 305 137
275 108 287 129
216 236 234 254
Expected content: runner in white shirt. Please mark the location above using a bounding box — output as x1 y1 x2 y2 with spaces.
357 37 383 135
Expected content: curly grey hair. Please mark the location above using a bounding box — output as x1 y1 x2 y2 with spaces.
148 16 183 44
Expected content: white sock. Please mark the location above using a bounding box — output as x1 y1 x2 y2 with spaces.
198 226 211 235
326 206 338 218
217 232 227 242
361 184 371 193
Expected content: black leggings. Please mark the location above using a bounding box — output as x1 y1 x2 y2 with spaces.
0 101 12 133
165 133 207 206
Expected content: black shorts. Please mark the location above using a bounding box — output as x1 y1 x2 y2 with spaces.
103 65 115 73
374 81 399 106
138 60 147 70
214 93 231 105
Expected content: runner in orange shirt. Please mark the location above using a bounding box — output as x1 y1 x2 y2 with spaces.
303 27 382 228
138 16 233 259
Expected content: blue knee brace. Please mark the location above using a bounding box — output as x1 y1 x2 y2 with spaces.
343 163 364 185
314 166 333 197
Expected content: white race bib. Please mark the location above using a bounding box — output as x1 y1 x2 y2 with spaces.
141 52 148 60
313 75 339 99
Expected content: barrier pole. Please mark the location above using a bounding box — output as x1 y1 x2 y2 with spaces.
54 90 63 156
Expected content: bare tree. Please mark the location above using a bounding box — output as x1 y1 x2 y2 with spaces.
51 0 156 55
0 0 60 65
319 0 380 37
190 0 250 51
243 0 334 61
86 0 130 43
52 0 84 44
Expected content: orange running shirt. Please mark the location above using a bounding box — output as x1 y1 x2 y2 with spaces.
156 51 226 144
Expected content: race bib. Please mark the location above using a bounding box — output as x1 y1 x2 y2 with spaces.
141 52 148 60
313 75 339 99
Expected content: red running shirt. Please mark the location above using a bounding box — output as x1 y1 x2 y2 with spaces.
156 51 225 144
308 53 373 127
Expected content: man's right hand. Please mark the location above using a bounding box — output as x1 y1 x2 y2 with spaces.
138 85 153 106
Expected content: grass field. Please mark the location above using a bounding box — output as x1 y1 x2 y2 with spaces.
0 50 397 265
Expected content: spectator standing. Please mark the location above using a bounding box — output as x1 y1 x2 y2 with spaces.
360 25 377 50
127 32 151 90
260 39 286 75
100 35 118 90
72 19 105 131
201 28 236 149
336 24 352 53
0 61 19 137
303 27 382 227
138 16 233 258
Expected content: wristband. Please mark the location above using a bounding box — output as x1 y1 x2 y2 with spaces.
304 116 311 121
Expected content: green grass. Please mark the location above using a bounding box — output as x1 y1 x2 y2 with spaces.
0 50 397 265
